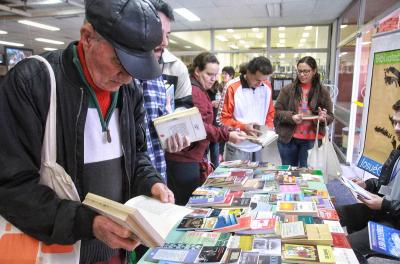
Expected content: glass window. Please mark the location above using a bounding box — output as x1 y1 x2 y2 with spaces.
215 52 267 74
364 0 398 24
169 31 211 52
214 28 267 51
377 9 400 33
270 26 329 49
340 1 360 42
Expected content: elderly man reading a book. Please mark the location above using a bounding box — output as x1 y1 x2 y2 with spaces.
0 0 175 263
336 100 400 264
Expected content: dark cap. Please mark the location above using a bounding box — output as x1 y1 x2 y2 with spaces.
85 0 162 80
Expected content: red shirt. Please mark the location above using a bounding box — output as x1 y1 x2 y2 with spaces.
166 78 229 162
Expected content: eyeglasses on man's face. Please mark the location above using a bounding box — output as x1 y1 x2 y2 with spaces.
297 69 312 75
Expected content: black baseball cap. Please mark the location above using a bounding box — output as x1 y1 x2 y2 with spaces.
85 0 162 80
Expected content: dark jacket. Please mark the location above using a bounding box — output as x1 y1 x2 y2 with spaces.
274 83 334 143
0 42 163 245
366 147 400 217
166 78 229 162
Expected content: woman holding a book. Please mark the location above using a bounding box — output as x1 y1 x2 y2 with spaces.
165 52 246 205
274 56 334 167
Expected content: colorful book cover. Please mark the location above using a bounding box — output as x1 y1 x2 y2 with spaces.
318 208 339 220
332 248 359 263
323 220 345 233
282 243 318 262
238 251 259 264
214 214 238 229
220 248 241 264
331 233 351 248
179 231 231 246
230 197 251 207
195 246 226 263
317 245 335 263
279 184 301 193
368 221 400 258
185 208 213 218
251 237 281 256
276 201 318 216
145 247 200 263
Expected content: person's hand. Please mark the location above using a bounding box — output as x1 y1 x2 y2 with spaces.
151 183 175 203
358 192 383 210
318 107 328 123
243 123 261 136
292 114 303 124
228 131 247 144
92 215 140 251
211 100 219 108
165 133 190 153
352 178 367 189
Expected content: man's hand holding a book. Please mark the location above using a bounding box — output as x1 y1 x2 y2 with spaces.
349 177 383 210
164 133 191 153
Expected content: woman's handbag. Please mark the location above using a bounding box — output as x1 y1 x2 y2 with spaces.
308 119 342 183
0 56 81 264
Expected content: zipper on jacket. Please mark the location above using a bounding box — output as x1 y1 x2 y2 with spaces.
74 87 84 183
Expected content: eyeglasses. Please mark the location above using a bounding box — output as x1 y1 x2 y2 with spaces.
297 69 312 75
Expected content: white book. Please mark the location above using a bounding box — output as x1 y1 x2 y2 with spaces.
333 248 359 264
153 107 206 149
82 193 193 248
244 125 278 147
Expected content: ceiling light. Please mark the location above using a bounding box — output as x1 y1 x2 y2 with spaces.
43 47 57 51
305 26 312 30
216 35 228 42
306 53 311 56
266 2 281 17
279 53 285 58
302 32 310 38
233 34 241 40
298 43 304 47
262 44 267 48
294 53 298 57
252 28 259 32
239 39 245 44
227 29 234 33
277 43 284 47
34 0 63 4
184 45 191 49
278 27 285 31
35 38 64 45
278 33 285 38
0 30 7 34
362 41 371 45
279 39 285 43
300 38 306 43
339 52 348 57
256 34 263 39
229 44 239 50
173 8 200 22
244 44 250 48
0 40 24 47
340 24 347 29
18 20 60 31
169 39 177 44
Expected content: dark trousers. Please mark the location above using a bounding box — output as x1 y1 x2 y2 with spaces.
277 138 315 167
209 142 220 167
336 203 400 263
166 160 201 206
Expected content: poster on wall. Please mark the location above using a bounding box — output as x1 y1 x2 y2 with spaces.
358 31 400 176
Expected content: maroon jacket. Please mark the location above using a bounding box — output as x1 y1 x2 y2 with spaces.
166 78 230 162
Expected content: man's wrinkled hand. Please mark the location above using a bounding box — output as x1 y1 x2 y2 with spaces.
151 183 175 203
358 192 383 210
92 215 140 251
165 133 190 153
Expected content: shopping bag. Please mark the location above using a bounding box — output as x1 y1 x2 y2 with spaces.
0 56 80 264
308 120 342 183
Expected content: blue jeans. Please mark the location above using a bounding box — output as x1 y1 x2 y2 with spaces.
209 142 220 167
277 138 315 167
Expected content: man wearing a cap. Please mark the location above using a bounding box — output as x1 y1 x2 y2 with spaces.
0 0 173 263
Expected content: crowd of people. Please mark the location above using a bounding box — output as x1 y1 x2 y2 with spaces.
0 0 398 263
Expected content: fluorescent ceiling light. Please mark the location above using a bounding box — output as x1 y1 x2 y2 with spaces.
0 30 7 34
262 44 267 48
279 39 285 43
306 53 311 56
35 38 64 45
169 39 177 44
34 0 63 4
18 20 60 31
256 33 263 39
0 40 24 47
244 44 250 48
239 39 245 44
278 27 285 31
252 28 259 32
44 47 57 51
278 33 285 38
173 8 200 22
294 53 298 57
229 44 239 50
302 32 310 38
339 52 348 57
216 35 228 42
226 29 234 33
340 24 347 29
362 41 371 45
184 45 191 49
233 34 241 40
300 38 306 43
298 43 304 47
279 53 285 58
305 26 312 30
277 43 284 47
266 2 281 17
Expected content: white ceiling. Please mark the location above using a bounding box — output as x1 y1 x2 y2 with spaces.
0 0 353 54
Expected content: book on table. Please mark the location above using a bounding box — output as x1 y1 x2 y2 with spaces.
368 221 400 259
153 107 206 149
82 193 193 248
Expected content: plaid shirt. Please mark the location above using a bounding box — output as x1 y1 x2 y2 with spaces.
136 77 167 181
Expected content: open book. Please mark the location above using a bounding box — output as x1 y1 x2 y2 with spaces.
244 125 278 147
340 176 372 200
82 193 193 248
153 107 206 150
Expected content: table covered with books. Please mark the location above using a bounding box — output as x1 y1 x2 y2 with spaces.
137 160 360 264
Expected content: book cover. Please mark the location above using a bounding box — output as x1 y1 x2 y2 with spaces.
185 208 213 218
316 245 335 263
153 107 206 149
276 201 318 216
187 195 226 207
368 221 400 258
318 208 339 220
230 197 251 208
304 224 333 245
195 246 226 263
281 221 306 239
179 231 231 247
220 248 241 264
145 247 200 263
331 233 351 248
258 255 282 264
251 237 281 256
192 187 227 196
176 217 206 230
238 251 259 264
213 216 251 233
279 185 301 193
214 214 238 229
281 243 318 262
82 193 192 248
332 248 359 264
323 220 345 234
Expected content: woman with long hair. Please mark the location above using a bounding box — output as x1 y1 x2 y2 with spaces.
274 56 334 167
